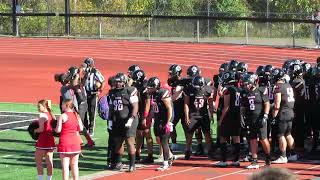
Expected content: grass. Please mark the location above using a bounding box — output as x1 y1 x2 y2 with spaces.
0 102 216 180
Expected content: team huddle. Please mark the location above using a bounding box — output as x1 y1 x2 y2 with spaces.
29 57 320 179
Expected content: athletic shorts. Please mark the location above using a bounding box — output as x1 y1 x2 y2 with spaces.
247 117 268 140
172 106 186 127
187 113 211 134
137 114 152 131
153 121 169 137
219 118 241 137
112 118 138 138
277 121 292 138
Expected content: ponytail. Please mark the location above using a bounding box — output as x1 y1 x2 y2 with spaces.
38 99 56 120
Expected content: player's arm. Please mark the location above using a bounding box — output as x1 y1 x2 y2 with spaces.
162 95 173 123
272 92 281 118
184 94 190 125
219 94 230 125
129 89 139 118
141 92 151 127
207 92 215 120
172 85 183 101
261 88 271 115
96 70 106 92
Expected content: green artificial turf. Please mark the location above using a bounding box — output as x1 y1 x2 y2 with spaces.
0 102 217 180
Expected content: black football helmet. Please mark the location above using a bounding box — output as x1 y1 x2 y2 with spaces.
219 62 229 73
114 73 127 83
128 65 141 77
222 71 237 85
264 65 273 74
242 73 258 86
289 63 303 77
192 76 205 89
272 68 285 82
228 59 239 71
187 65 201 77
131 70 146 83
302 63 312 74
256 66 265 77
236 62 248 74
169 64 182 78
147 77 161 89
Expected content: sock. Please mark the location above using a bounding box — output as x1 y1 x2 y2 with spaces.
164 160 169 167
129 154 135 167
221 143 227 162
233 143 240 162
47 175 52 180
265 153 271 161
114 153 122 164
281 151 286 158
252 158 258 164
38 175 44 180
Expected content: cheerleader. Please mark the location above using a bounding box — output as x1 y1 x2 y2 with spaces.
34 99 56 180
55 99 83 180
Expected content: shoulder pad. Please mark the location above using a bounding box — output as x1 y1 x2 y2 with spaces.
159 88 171 99
126 86 138 96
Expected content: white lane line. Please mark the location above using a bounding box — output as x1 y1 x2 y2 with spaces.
143 167 200 180
0 48 310 65
0 119 37 126
143 162 219 180
294 164 320 174
0 125 28 132
205 169 248 180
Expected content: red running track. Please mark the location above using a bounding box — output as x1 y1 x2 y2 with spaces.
93 158 320 180
0 38 319 179
0 38 319 104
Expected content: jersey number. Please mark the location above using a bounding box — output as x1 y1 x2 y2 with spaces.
248 98 255 110
268 86 274 100
113 99 123 111
194 98 205 109
305 86 310 100
287 88 295 102
152 103 159 113
235 92 241 106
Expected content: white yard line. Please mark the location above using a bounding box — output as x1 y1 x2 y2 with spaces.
0 119 37 126
1 155 13 158
0 125 29 132
0 115 27 118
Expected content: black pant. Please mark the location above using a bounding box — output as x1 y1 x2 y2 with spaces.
85 93 98 132
107 129 115 164
292 109 305 149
